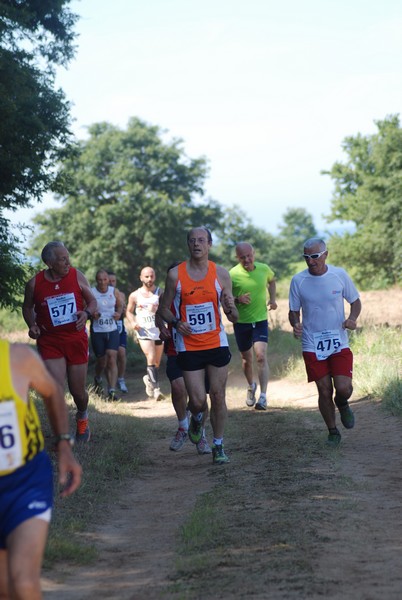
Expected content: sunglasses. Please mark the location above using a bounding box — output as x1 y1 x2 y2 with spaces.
302 250 327 260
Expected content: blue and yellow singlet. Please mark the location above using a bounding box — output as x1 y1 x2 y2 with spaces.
0 340 44 476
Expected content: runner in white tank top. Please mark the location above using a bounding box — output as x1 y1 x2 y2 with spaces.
126 266 165 401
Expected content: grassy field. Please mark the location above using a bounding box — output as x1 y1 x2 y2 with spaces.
34 319 401 571
1 293 401 598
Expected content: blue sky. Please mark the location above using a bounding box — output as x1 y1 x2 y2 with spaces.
8 0 402 236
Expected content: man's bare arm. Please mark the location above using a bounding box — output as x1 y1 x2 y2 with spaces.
217 266 238 324
288 309 302 338
268 279 277 310
158 268 178 324
343 298 362 330
12 344 82 497
22 277 41 339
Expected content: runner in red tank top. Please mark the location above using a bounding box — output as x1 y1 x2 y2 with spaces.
22 242 96 443
158 227 238 464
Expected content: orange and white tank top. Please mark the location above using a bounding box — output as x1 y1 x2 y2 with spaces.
173 261 228 352
0 340 44 476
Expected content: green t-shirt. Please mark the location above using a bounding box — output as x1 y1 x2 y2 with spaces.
229 261 275 323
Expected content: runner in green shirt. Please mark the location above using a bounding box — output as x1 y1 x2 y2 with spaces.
230 242 277 410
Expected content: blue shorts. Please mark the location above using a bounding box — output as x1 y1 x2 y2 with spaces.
90 329 120 357
116 320 127 348
233 320 269 352
177 347 231 371
119 330 127 348
0 451 53 548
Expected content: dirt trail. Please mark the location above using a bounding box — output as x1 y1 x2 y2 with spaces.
41 392 218 600
40 289 402 599
41 376 402 600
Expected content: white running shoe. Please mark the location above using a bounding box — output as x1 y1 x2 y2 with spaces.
255 395 267 410
196 435 212 455
117 378 128 393
143 375 154 397
246 382 257 407
170 428 188 451
153 387 165 401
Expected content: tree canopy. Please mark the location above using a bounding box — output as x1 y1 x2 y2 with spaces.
0 0 78 308
29 118 223 291
0 0 77 208
211 205 276 270
323 115 402 289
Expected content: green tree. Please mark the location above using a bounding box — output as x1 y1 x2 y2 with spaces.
322 115 402 288
0 0 78 308
0 216 32 309
271 207 317 275
29 118 223 291
212 205 276 270
212 205 317 280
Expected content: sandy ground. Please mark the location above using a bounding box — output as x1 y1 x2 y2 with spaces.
41 377 402 599
36 288 402 598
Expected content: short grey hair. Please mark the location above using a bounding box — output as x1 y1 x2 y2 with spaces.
41 241 65 264
303 238 326 251
186 226 212 244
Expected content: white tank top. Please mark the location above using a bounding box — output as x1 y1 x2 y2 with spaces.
91 286 117 333
135 287 161 340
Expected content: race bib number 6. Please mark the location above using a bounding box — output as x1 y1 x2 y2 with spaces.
313 329 341 361
0 401 23 471
186 302 216 334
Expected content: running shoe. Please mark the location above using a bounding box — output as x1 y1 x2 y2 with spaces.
212 443 230 464
153 387 165 401
326 429 342 447
117 378 128 394
246 382 257 407
93 377 104 396
339 404 355 429
170 428 188 451
188 416 203 444
107 389 120 402
196 435 212 455
255 395 267 411
143 375 154 398
75 417 90 442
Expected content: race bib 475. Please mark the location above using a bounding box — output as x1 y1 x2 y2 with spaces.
313 329 341 361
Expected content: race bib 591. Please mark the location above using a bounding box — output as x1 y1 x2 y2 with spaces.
185 302 216 334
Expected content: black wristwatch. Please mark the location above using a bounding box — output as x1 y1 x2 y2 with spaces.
54 433 74 447
84 309 92 319
171 317 180 328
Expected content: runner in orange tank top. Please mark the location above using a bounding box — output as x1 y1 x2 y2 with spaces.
158 227 238 464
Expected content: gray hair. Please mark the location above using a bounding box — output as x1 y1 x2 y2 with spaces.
186 226 212 244
303 238 326 251
41 241 65 264
235 241 254 254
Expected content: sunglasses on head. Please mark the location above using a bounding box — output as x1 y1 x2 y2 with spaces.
302 250 327 260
